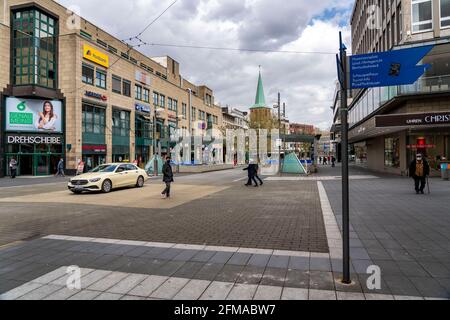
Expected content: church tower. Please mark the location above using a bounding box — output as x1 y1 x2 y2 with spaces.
249 68 273 129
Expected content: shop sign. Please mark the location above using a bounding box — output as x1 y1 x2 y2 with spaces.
376 112 450 127
83 44 109 68
406 144 436 149
5 97 63 133
82 145 107 153
85 91 107 101
7 134 62 145
135 103 151 113
135 70 151 86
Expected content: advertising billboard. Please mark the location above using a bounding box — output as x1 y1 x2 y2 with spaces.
5 97 63 133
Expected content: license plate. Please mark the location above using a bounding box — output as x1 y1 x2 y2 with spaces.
74 186 83 190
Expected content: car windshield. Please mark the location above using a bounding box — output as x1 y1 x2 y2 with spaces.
90 165 117 173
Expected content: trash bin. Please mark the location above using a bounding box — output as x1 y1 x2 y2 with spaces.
441 162 450 180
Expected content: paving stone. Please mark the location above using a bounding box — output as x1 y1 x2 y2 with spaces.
173 262 205 279
209 251 234 264
393 295 424 300
284 269 309 289
173 280 211 300
193 263 225 281
281 287 308 300
253 285 283 300
336 291 365 300
108 274 148 295
87 272 129 292
227 253 252 266
309 257 332 272
384 276 421 297
190 251 217 263
172 250 199 262
155 261 186 277
17 284 63 300
95 292 123 300
199 281 234 300
150 277 190 299
128 275 168 297
309 271 335 291
43 287 80 300
364 293 394 300
215 265 244 283
288 257 310 270
80 270 113 289
236 266 265 285
408 277 448 298
260 268 287 287
0 282 43 300
247 254 271 268
308 289 336 300
419 262 450 278
226 284 258 300
267 255 289 269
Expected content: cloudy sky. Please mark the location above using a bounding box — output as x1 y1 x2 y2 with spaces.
58 0 353 129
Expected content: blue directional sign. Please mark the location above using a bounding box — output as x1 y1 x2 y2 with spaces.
349 45 433 89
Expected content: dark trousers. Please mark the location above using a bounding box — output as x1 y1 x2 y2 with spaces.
254 174 263 185
414 177 426 192
246 175 258 186
162 182 171 197
10 169 17 179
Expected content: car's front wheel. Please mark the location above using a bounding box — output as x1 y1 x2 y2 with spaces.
101 179 112 193
136 176 145 188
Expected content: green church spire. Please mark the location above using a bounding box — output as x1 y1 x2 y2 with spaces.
251 67 267 109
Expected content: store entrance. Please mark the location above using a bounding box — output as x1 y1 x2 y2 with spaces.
19 155 33 175
82 155 106 172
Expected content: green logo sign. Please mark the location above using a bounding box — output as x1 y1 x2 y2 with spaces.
17 102 26 111
10 112 33 125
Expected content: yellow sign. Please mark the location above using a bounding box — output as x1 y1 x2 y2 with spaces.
83 44 109 68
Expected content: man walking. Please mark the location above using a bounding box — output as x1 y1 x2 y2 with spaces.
9 158 17 179
243 162 258 187
409 153 430 194
55 158 65 177
161 156 174 199
254 163 263 186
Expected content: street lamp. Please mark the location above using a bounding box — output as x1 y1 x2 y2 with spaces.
273 92 281 176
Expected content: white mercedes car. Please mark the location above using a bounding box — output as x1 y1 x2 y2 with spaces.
68 163 149 194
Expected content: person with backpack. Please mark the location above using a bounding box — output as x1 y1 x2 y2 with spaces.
161 156 174 199
409 153 430 194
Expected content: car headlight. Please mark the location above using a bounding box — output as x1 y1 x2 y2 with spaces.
89 178 101 183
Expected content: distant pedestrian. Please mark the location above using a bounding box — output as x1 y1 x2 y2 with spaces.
409 153 430 194
319 156 323 164
243 162 258 187
323 157 327 165
9 158 17 179
161 156 174 199
55 158 65 177
331 156 336 167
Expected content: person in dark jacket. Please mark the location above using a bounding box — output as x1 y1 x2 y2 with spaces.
254 163 263 186
243 163 258 187
9 158 17 179
409 153 430 194
161 156 174 198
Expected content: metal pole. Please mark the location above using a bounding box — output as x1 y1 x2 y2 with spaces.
278 92 281 177
339 31 351 284
153 113 158 177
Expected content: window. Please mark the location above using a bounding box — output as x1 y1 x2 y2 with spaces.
112 109 130 137
441 0 450 28
173 100 178 113
143 88 150 103
108 45 117 54
123 80 131 97
82 64 94 85
385 137 400 168
135 85 142 100
121 52 129 60
182 103 187 119
205 94 212 106
191 107 196 121
97 39 107 48
80 30 91 39
160 95 166 108
82 104 105 135
130 57 138 64
12 8 57 88
412 0 433 32
397 4 403 41
95 70 106 89
153 92 159 106
168 98 173 111
112 75 121 94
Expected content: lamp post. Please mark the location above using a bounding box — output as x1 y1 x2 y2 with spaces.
273 92 281 176
153 107 164 176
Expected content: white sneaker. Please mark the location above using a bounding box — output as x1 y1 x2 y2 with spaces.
161 194 166 199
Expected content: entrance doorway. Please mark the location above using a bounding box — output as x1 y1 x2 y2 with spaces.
19 155 33 175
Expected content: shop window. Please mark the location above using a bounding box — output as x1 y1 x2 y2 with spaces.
173 100 178 113
385 137 400 168
82 104 106 135
168 98 173 111
112 109 130 137
182 103 187 119
82 64 94 85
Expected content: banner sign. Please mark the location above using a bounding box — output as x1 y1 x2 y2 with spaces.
349 45 433 89
5 97 63 133
135 70 151 86
376 112 450 127
135 103 151 114
7 134 62 144
83 44 109 68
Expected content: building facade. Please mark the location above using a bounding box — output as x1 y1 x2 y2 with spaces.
221 107 249 131
0 0 222 176
332 0 450 175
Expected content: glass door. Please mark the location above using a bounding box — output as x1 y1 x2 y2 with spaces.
35 155 49 176
19 155 33 176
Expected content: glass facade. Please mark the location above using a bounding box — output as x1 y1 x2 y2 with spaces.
12 9 57 87
82 104 106 144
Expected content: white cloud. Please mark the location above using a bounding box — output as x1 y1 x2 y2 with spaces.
57 0 352 130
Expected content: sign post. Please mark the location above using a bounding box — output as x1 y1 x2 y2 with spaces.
336 34 433 285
